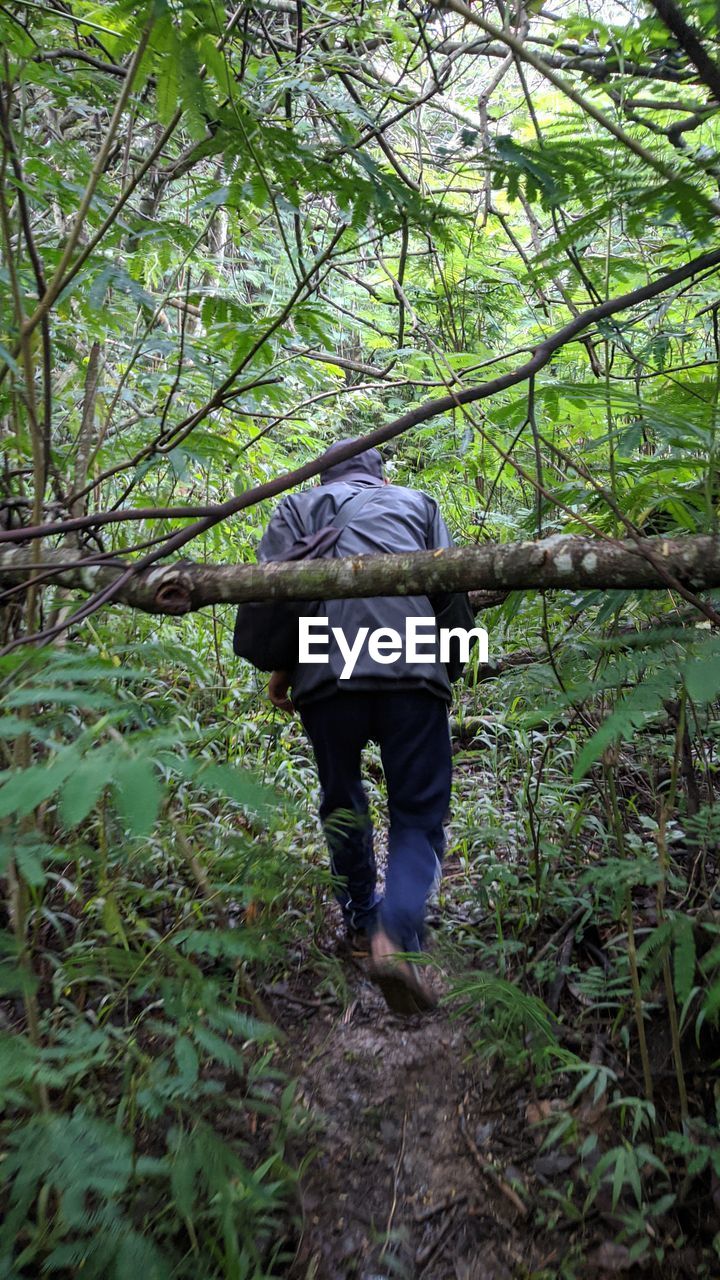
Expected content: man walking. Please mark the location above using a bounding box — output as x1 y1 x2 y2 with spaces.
253 440 468 1015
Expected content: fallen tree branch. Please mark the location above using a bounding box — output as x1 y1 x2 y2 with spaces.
3 536 720 616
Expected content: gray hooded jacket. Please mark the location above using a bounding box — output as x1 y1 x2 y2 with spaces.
257 459 454 706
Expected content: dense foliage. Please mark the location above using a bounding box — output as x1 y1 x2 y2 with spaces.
3 0 720 1274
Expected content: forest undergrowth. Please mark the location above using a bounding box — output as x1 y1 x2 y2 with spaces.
2 603 720 1279
4 0 720 1274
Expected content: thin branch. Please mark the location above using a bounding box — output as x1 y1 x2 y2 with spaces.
71 343 101 519
647 0 720 104
4 241 720 551
430 0 720 217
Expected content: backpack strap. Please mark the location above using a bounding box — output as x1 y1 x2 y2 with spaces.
330 486 382 538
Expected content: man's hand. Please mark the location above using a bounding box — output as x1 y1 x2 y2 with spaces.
268 670 295 714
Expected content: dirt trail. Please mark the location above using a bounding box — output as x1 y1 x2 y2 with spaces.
275 951 546 1280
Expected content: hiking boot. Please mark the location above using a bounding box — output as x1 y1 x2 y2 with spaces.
343 925 371 958
369 927 437 1016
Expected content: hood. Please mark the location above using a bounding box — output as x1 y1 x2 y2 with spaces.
319 439 384 486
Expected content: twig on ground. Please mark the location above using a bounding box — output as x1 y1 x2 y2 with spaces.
262 983 334 1010
416 1201 462 1270
380 1108 408 1261
458 1098 529 1219
413 1192 468 1223
530 906 587 968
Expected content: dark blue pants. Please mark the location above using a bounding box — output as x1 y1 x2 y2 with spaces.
300 690 452 952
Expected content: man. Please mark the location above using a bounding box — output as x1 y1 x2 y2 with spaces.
257 440 465 1015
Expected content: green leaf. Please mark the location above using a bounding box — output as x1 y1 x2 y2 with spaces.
0 1030 35 1101
174 1036 199 1086
115 1231 171 1280
193 1023 244 1070
102 895 128 946
5 687 118 709
174 929 259 960
573 674 668 781
169 1134 197 1217
0 342 20 375
625 1147 642 1206
156 33 180 126
0 751 78 819
612 1147 626 1209
200 764 277 816
111 757 163 835
1 1109 134 1235
684 654 720 704
0 715 36 739
673 916 696 1006
15 843 46 888
59 751 109 826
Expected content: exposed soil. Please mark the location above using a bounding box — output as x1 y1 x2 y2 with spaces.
264 922 711 1280
277 952 543 1280
256 808 717 1280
